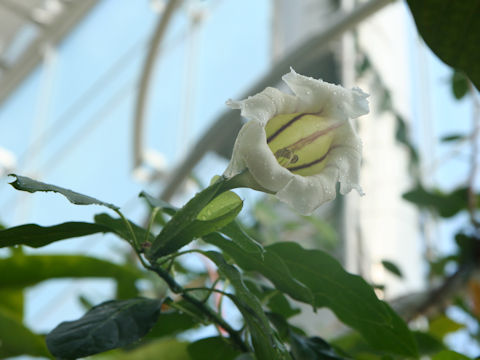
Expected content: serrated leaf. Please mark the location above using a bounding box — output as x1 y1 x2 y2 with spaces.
406 0 480 90
0 222 111 248
204 251 291 360
187 336 240 360
0 254 142 289
268 242 418 357
8 174 118 210
0 306 50 358
46 297 162 358
381 260 403 278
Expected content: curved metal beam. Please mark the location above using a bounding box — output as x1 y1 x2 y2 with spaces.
133 0 181 169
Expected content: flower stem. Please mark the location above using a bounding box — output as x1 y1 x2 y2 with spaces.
222 170 274 194
146 263 248 352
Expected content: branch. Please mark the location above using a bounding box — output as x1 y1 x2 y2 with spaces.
467 81 480 228
146 263 248 352
392 261 475 322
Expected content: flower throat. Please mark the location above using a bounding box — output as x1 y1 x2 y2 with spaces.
265 112 342 176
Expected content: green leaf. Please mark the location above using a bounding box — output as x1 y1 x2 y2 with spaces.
46 297 162 358
0 254 142 289
8 174 118 210
163 298 210 324
204 233 313 305
403 185 470 218
268 242 418 357
94 213 154 244
334 330 444 357
265 290 301 319
139 191 178 215
381 260 403 278
406 0 480 90
220 221 264 256
206 236 416 355
234 355 255 360
147 179 238 259
0 290 23 321
455 233 480 263
0 222 111 248
186 191 243 238
197 191 241 221
0 306 50 358
413 331 445 355
144 310 198 340
116 270 140 300
289 332 346 360
440 134 467 143
91 338 190 360
429 315 465 339
395 114 419 168
451 70 470 99
187 337 240 360
204 251 291 360
432 350 472 360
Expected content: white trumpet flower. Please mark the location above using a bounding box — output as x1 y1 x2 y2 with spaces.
224 69 369 215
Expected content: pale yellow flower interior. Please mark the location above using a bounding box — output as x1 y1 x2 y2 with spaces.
265 112 342 176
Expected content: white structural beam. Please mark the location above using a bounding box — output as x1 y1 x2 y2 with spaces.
0 0 100 105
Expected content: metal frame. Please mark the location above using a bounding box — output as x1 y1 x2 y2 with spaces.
0 0 100 105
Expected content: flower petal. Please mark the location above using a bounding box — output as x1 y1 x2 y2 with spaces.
225 121 293 192
276 166 339 215
329 122 364 196
282 68 369 120
227 87 299 125
223 69 369 215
